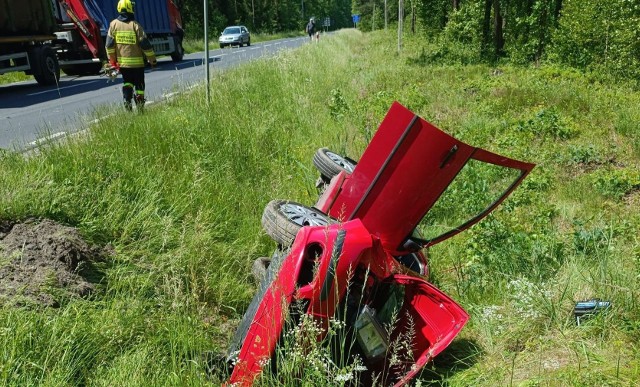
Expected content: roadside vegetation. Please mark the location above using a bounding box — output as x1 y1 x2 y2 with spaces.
0 71 31 85
1 24 639 387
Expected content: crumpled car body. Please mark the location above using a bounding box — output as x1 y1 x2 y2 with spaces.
227 102 535 385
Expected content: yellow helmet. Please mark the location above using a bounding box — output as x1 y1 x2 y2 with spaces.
117 0 135 13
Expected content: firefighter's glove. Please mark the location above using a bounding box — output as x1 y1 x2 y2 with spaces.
149 59 157 67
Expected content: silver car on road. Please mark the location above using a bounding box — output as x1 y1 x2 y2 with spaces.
219 26 251 48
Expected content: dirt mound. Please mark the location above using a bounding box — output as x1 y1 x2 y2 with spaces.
0 218 107 307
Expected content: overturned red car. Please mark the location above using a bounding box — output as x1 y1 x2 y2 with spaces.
226 102 535 385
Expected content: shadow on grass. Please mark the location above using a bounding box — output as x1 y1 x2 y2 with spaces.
417 338 482 385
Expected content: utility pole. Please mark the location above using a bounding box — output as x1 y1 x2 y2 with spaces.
411 0 415 34
204 0 210 105
384 0 388 30
372 2 375 30
398 0 403 52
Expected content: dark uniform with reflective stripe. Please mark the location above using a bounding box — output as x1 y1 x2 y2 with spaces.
105 13 156 111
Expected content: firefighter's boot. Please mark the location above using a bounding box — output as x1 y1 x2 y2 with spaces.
134 92 145 112
123 83 134 111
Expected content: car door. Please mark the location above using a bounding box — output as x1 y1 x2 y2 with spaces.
241 26 248 43
325 101 535 254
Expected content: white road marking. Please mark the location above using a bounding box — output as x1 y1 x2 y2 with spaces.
29 131 67 146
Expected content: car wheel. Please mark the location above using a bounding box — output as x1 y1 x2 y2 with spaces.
251 256 271 285
219 44 224 49
313 148 357 181
261 200 331 246
247 39 251 46
227 250 285 363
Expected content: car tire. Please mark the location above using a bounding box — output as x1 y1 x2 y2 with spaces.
261 200 331 246
227 250 285 363
251 256 271 285
312 148 357 180
247 39 251 47
219 44 224 49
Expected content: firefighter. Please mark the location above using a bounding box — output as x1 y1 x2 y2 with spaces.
105 0 157 111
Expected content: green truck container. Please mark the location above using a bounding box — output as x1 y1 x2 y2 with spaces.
0 0 60 85
0 0 57 36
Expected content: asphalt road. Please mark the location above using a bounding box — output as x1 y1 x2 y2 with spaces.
0 36 308 151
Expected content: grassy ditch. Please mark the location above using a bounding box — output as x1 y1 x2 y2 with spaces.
1 29 639 385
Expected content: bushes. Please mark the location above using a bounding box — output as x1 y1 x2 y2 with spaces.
409 0 639 85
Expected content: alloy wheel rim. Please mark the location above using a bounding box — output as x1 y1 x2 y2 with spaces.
280 203 329 227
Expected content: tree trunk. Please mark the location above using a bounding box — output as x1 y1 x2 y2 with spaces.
411 0 415 34
553 0 563 23
482 0 492 58
453 0 459 11
493 0 504 57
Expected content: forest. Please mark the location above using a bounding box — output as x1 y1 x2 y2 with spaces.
177 0 640 83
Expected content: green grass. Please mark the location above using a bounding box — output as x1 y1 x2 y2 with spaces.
0 71 31 85
1 29 639 385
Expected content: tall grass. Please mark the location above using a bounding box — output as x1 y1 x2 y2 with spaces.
0 28 639 385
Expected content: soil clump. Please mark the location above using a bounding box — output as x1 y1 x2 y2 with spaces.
0 218 107 307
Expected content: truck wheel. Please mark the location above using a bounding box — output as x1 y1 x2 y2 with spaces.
171 36 184 62
313 148 357 180
32 46 60 86
261 200 331 246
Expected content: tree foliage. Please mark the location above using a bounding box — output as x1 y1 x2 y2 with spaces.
176 0 639 82
548 0 640 80
348 0 639 83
